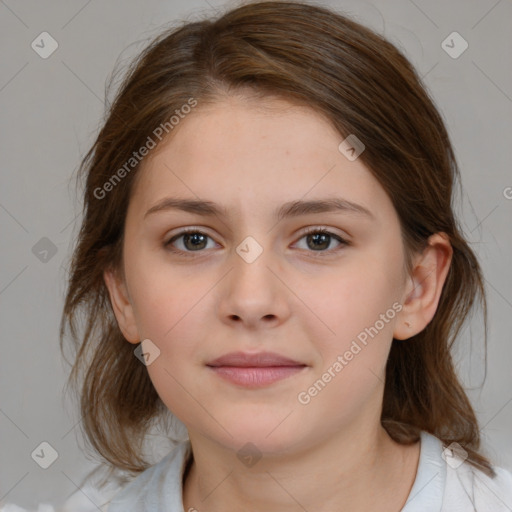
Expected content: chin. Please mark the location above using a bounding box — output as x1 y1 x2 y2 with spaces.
210 416 308 456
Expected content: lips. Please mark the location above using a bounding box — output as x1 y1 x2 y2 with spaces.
206 351 307 388
206 351 305 368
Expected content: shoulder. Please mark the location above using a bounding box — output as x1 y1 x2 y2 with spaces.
106 440 191 511
442 456 512 512
0 480 119 512
56 440 190 512
403 431 512 512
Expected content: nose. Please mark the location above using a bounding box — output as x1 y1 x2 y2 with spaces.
216 240 291 329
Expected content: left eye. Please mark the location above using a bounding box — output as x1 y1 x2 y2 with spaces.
294 228 347 253
164 228 347 256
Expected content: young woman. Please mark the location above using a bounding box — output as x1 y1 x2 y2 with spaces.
57 1 512 510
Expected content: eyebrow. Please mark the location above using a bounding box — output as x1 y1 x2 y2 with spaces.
144 197 374 222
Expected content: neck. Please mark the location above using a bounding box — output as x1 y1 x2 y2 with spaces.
182 423 420 512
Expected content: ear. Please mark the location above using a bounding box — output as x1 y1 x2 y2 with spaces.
103 266 140 344
393 233 453 340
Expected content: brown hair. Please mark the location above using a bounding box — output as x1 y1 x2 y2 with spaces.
60 0 495 478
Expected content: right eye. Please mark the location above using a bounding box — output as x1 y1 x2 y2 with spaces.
164 228 218 255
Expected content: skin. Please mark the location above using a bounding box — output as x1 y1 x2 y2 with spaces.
104 93 453 512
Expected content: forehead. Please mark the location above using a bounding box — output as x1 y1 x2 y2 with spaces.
127 96 392 222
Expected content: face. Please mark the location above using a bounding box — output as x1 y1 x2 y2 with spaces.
107 95 410 455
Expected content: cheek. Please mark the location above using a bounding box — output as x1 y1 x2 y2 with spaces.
145 359 211 435
293 266 400 426
131 272 213 429
301 255 402 343
296 251 403 401
127 258 207 342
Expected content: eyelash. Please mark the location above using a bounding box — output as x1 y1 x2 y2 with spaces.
164 226 349 258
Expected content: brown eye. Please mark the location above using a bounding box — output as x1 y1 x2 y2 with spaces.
165 229 216 254
295 228 348 254
164 227 348 258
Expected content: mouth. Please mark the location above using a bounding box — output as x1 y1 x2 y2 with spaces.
206 351 308 388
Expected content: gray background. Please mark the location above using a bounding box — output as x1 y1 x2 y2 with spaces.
1 0 511 508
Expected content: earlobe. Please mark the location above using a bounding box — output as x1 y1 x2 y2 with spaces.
103 267 140 344
393 233 453 340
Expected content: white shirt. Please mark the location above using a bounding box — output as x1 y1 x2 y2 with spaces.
3 431 512 511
